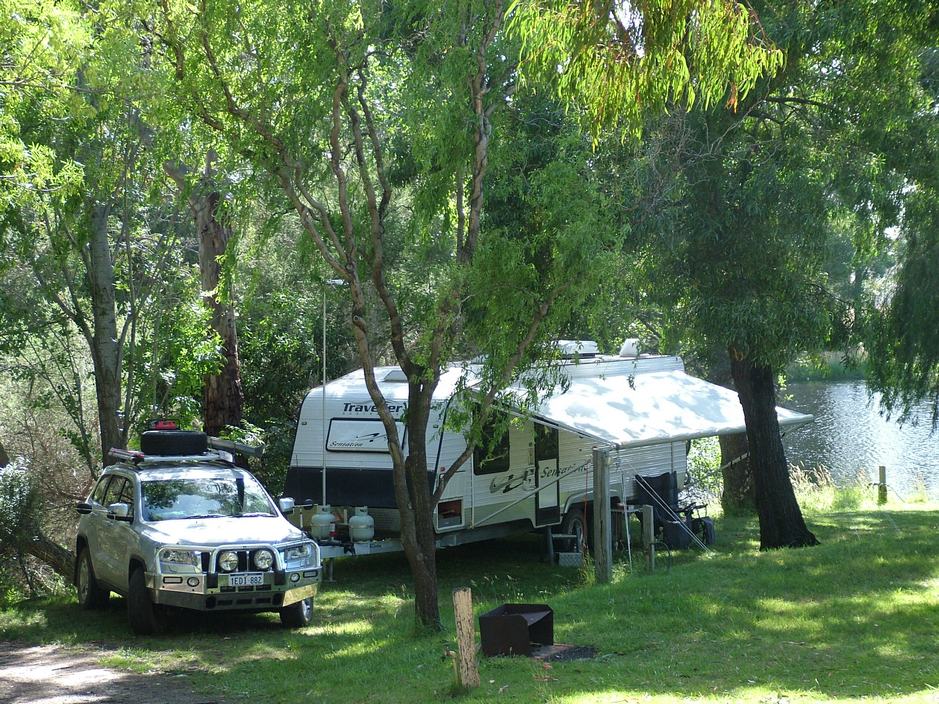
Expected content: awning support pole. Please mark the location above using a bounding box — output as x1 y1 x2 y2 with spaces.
592 447 612 584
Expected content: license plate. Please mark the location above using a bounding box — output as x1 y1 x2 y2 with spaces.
228 573 265 587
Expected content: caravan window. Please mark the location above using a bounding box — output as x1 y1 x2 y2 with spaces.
326 419 405 453
473 412 510 475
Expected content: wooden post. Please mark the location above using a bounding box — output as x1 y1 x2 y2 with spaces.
592 448 612 583
452 587 479 689
641 504 655 572
878 465 887 505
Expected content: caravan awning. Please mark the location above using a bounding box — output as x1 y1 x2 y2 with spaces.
516 370 812 450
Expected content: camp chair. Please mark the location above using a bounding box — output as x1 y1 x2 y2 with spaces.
634 472 714 550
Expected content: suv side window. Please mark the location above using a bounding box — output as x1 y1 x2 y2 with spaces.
117 478 135 517
102 476 127 508
91 476 112 505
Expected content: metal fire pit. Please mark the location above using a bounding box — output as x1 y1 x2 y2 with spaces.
479 603 554 657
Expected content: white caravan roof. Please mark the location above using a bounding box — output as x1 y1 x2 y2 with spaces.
315 353 811 449
507 369 812 450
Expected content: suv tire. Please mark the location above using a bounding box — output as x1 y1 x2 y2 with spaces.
127 566 165 635
279 597 313 628
76 548 110 610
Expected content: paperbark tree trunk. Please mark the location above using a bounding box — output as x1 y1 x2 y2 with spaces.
87 203 125 465
729 350 818 549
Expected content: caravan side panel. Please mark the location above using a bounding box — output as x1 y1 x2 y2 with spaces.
556 430 687 513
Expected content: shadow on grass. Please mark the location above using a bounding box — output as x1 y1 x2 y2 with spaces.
2 509 937 702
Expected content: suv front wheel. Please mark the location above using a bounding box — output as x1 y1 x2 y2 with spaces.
279 597 313 628
76 548 110 610
127 566 165 635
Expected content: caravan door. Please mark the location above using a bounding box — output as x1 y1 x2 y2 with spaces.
534 424 560 526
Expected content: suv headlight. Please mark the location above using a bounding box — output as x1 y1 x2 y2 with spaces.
218 550 239 572
283 543 317 568
253 549 274 571
159 549 202 574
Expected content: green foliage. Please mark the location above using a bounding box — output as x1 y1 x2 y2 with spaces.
864 189 939 426
0 457 39 553
686 436 722 502
613 0 939 376
1 0 232 463
508 0 783 137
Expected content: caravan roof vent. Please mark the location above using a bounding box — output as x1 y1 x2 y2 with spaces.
619 338 640 357
555 340 599 359
384 369 408 383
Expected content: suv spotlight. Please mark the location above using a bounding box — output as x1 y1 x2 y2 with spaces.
74 423 321 635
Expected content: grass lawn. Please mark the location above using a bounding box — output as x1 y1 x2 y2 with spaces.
2 504 938 703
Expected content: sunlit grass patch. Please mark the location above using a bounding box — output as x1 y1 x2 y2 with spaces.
2 506 938 702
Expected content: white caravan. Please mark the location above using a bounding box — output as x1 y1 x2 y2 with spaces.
284 342 811 552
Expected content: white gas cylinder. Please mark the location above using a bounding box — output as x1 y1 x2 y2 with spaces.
310 505 335 540
348 506 375 542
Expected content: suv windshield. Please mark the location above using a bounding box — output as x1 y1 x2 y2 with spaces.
141 475 274 521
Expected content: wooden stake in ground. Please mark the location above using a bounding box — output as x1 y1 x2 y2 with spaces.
592 448 612 583
452 587 479 689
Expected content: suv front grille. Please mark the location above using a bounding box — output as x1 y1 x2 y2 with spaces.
210 548 276 574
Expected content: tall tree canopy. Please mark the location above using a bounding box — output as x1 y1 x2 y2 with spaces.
132 0 779 627
612 0 938 546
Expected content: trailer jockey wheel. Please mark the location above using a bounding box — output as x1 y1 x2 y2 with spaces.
560 507 589 554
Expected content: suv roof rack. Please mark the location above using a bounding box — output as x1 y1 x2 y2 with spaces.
207 437 265 458
107 447 235 467
107 437 264 468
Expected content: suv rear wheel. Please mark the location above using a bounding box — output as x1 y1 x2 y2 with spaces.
127 566 165 635
76 548 110 610
279 597 313 628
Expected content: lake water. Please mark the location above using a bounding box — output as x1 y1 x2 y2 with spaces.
781 381 939 500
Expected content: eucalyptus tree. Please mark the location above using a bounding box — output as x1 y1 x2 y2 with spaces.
613 0 937 547
0 0 136 470
164 151 244 437
1 0 217 469
140 0 780 627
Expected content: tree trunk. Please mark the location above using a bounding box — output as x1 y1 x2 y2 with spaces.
0 439 9 467
24 533 75 581
197 189 243 437
720 433 755 513
707 350 756 513
87 203 124 466
167 154 243 437
730 350 818 549
402 382 440 629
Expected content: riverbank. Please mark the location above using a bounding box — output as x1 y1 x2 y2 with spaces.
786 352 867 382
2 502 937 703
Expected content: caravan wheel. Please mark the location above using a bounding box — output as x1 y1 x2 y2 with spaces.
560 507 588 554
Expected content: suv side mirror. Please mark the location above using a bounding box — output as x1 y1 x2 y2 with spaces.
278 497 295 515
107 502 133 522
76 502 93 515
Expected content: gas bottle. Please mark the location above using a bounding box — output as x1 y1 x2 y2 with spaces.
348 506 375 542
310 505 335 540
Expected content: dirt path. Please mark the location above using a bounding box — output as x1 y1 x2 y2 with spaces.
0 642 224 704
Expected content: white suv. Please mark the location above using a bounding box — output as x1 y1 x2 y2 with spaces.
74 427 321 635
